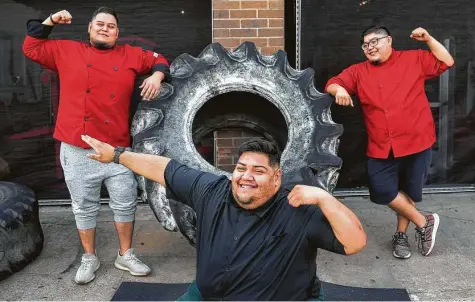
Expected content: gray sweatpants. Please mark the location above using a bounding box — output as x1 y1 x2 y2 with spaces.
60 142 138 229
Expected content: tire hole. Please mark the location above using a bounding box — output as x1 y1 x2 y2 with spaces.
192 91 288 173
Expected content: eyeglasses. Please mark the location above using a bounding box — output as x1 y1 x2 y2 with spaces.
361 36 388 51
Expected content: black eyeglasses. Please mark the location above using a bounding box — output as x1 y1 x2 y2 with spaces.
361 36 388 51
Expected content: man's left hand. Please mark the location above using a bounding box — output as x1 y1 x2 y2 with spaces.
410 27 432 42
81 135 115 163
140 72 163 101
288 185 332 207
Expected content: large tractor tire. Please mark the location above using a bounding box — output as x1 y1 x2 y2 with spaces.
0 181 44 281
131 42 343 245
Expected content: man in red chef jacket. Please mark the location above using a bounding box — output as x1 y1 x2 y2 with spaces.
325 26 454 259
22 7 170 284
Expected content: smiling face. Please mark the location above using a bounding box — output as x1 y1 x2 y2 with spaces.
362 32 392 64
231 151 282 210
88 12 119 49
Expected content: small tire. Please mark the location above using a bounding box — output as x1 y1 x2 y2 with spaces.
0 181 44 281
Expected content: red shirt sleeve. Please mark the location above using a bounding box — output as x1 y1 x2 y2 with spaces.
135 47 170 76
417 49 450 79
22 35 61 71
324 64 359 95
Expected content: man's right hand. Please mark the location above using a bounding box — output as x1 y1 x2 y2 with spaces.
46 10 73 25
81 135 115 163
334 86 354 107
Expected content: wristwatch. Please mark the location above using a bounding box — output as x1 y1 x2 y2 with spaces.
113 146 126 164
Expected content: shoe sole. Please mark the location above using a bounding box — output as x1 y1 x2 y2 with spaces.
392 251 411 259
423 213 440 256
114 261 150 276
75 262 100 285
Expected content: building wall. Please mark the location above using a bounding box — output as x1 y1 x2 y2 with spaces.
215 130 264 173
212 0 284 54
211 0 285 167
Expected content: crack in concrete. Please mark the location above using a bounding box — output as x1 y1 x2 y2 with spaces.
59 245 82 275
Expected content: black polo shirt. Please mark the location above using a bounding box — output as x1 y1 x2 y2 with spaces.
165 160 346 301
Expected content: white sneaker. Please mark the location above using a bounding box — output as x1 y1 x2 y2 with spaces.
114 248 151 276
74 253 100 284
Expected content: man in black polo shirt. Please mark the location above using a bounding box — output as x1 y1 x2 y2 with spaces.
81 135 367 300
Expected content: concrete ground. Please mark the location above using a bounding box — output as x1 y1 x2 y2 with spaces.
0 193 474 301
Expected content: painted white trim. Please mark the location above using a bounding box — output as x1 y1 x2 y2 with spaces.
211 1 214 42
295 0 302 70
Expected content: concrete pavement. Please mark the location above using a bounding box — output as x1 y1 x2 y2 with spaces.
0 193 474 301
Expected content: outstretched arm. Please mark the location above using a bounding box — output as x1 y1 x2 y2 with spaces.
81 135 170 186
81 135 224 210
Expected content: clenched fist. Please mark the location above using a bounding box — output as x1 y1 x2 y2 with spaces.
50 10 73 24
410 27 431 42
288 185 332 208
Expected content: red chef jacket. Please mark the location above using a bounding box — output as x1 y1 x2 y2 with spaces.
325 49 451 159
22 20 169 148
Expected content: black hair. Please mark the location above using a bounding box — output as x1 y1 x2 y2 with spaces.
91 6 119 25
237 138 281 167
360 25 390 44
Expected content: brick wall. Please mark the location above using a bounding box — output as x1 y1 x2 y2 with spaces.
215 129 264 172
212 0 285 55
209 0 284 171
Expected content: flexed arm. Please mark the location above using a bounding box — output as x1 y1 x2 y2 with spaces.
410 27 454 67
22 10 73 70
288 185 367 255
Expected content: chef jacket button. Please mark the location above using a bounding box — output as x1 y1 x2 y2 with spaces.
113 66 118 71
110 94 115 98
84 117 89 121
105 120 109 124
87 64 92 67
86 89 90 93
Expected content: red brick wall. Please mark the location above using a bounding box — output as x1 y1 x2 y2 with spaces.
210 0 284 171
215 129 263 172
212 0 285 55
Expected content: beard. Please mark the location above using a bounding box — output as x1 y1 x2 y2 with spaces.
90 39 114 50
233 192 254 205
370 59 381 65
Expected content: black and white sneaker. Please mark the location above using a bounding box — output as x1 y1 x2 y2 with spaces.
392 232 411 259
